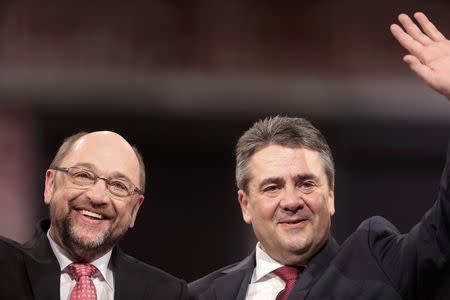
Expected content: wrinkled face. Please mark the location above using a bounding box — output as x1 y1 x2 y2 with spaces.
238 145 334 265
44 132 144 261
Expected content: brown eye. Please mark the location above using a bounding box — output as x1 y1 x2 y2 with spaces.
264 185 278 191
69 169 95 185
262 185 281 195
108 180 130 194
74 171 94 179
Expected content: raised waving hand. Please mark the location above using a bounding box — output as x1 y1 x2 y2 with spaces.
391 12 450 99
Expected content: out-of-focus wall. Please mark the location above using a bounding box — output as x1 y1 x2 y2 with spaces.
0 1 448 121
0 110 36 243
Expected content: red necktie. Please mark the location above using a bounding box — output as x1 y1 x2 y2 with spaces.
67 263 98 300
273 266 300 300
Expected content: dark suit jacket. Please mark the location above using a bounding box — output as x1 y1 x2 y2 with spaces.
189 142 450 300
0 220 188 300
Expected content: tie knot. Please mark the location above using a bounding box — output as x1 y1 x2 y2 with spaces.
67 263 98 281
273 266 300 282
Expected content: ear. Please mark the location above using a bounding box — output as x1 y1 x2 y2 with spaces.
327 189 335 216
238 190 252 224
129 195 144 228
44 169 56 205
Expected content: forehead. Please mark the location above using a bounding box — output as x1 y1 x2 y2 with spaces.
59 132 140 183
248 145 326 182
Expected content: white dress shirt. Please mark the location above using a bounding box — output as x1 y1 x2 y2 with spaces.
47 232 115 300
245 243 299 300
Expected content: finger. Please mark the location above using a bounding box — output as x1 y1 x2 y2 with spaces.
390 24 425 59
403 54 434 83
414 12 447 41
397 13 433 45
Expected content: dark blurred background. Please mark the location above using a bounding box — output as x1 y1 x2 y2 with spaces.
0 0 449 283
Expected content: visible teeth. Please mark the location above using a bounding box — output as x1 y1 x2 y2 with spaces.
80 210 103 219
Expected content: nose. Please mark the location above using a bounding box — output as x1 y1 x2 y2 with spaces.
85 178 110 205
279 187 304 211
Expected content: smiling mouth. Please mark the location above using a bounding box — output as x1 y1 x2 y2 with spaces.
280 219 308 226
286 220 302 224
79 209 104 220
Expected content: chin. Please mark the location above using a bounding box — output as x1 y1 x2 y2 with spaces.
70 228 109 249
283 235 309 250
278 248 310 266
62 217 110 248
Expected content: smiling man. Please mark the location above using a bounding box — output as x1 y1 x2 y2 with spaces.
189 12 450 300
238 142 335 268
0 131 187 299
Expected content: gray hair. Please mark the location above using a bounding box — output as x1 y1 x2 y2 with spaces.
236 116 334 192
49 131 146 193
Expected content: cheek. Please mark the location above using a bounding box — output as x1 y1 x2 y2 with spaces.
53 187 84 203
113 202 133 223
49 192 72 220
310 197 333 229
305 193 329 214
253 198 279 221
49 191 68 210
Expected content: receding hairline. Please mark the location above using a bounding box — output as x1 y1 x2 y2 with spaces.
50 131 146 192
52 131 134 165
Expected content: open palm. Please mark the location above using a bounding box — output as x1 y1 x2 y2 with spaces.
391 12 450 99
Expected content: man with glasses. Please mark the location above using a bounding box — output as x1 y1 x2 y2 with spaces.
0 131 187 299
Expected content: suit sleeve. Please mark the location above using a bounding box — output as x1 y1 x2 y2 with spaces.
368 139 450 299
0 237 33 299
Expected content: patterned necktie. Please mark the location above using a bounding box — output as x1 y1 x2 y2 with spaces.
273 266 300 300
67 263 98 300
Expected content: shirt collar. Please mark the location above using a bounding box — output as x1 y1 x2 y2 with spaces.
47 230 114 288
252 242 284 283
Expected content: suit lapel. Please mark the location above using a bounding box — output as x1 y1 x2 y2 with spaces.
112 247 148 300
22 220 60 300
287 238 339 300
213 252 255 300
21 222 150 300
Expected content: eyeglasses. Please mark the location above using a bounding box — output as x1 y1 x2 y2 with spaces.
51 166 144 199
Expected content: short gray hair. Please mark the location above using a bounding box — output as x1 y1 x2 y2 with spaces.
236 116 334 192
